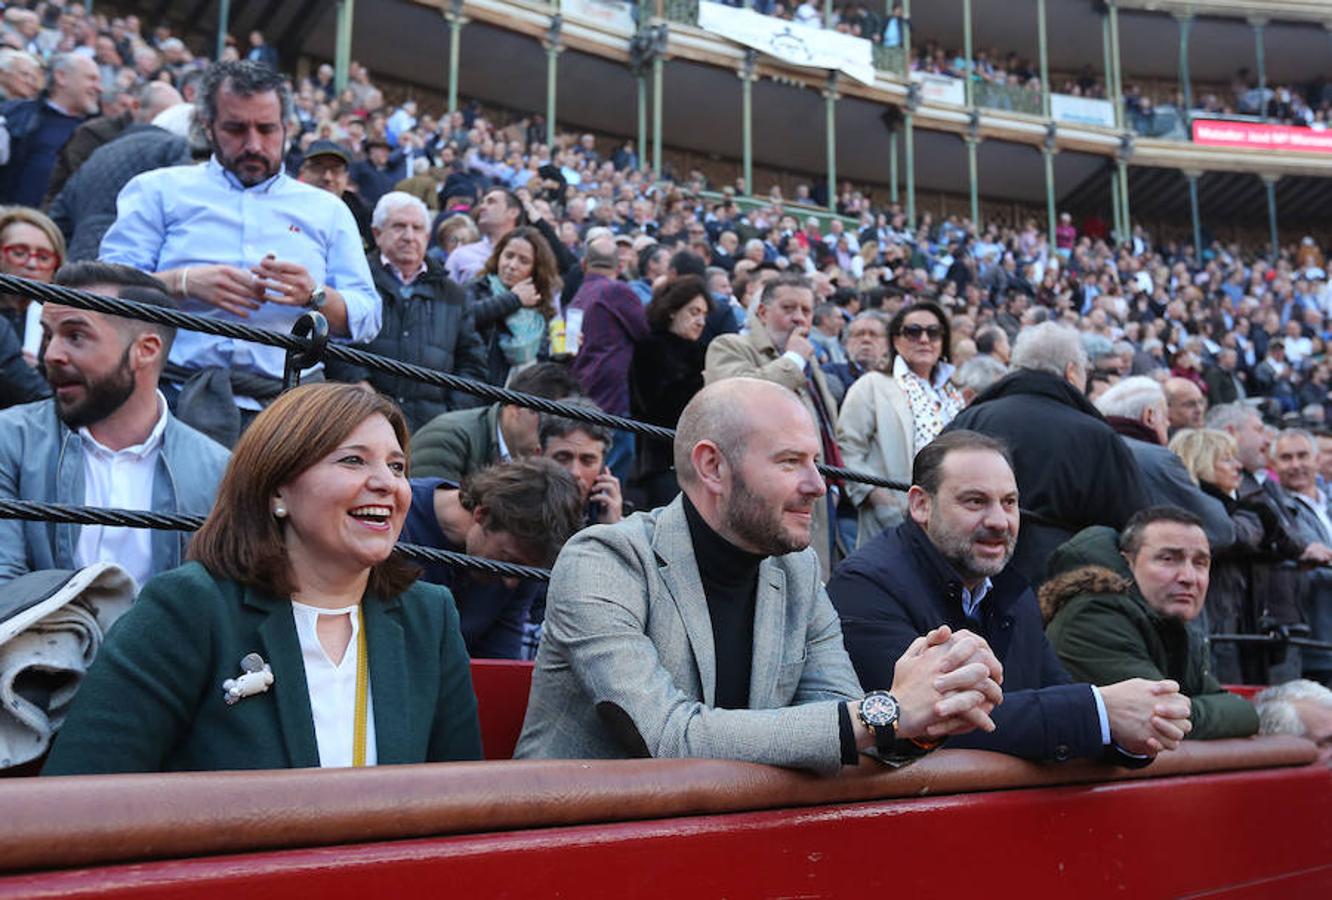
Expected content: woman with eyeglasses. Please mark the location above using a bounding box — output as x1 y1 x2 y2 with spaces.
0 206 65 353
837 301 964 546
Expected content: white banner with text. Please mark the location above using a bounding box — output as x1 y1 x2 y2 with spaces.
697 2 876 86
563 0 635 34
1050 94 1116 128
909 72 965 106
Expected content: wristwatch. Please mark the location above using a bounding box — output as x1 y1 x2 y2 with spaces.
858 690 901 754
305 286 327 310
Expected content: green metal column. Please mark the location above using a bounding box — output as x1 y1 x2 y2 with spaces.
445 1 465 115
1038 0 1054 248
1117 159 1131 241
334 0 354 92
962 0 974 108
901 0 912 64
1262 174 1279 259
1177 14 1193 131
216 0 231 62
1110 168 1122 242
637 75 647 172
966 141 979 226
1186 171 1202 259
1101 16 1121 237
1108 0 1124 128
889 132 899 204
1252 18 1268 123
652 52 663 178
1101 13 1112 105
740 50 755 194
1037 0 1051 118
544 15 562 141
825 72 838 212
902 0 913 220
904 112 916 225
1043 126 1057 250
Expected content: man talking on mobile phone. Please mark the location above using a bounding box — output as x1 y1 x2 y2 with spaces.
537 398 626 525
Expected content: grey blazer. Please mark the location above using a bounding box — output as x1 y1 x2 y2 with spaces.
514 497 863 774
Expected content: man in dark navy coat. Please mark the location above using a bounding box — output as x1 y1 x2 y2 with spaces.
827 430 1192 764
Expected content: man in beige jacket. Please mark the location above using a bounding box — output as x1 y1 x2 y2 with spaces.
704 273 840 578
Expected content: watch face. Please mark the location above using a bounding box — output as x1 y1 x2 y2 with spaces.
861 692 900 728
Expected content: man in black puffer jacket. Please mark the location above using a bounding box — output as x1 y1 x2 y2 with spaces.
948 322 1148 585
324 191 487 430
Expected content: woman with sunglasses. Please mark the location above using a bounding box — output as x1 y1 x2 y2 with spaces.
837 301 963 546
0 206 65 356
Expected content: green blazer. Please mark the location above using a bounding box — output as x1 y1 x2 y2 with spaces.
44 562 482 774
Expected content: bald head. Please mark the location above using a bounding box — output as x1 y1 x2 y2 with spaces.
137 81 183 123
674 378 809 487
675 378 825 556
1164 377 1206 431
585 235 618 272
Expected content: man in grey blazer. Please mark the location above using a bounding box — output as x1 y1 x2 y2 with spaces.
516 378 1004 774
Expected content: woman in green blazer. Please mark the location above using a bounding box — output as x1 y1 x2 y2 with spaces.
45 383 482 774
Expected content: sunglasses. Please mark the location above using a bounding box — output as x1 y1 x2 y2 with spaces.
899 324 944 342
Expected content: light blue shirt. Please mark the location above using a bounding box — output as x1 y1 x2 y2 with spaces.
965 577 1112 745
100 157 380 387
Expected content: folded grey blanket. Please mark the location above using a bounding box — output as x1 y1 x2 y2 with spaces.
0 564 135 769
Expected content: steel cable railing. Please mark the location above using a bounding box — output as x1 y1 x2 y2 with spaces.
0 274 909 490
0 499 552 582
0 273 918 586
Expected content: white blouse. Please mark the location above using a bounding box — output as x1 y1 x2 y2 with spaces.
290 601 378 768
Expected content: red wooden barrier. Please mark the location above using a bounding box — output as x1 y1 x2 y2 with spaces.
0 748 1326 899
1 662 1324 899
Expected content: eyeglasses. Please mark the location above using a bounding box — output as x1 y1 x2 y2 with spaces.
899 324 944 342
2 244 59 270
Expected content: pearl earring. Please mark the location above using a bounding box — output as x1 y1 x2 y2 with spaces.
273 502 287 519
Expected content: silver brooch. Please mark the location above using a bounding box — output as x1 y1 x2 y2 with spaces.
222 652 274 705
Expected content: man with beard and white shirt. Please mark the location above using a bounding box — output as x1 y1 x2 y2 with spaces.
98 60 379 446
0 262 229 587
517 378 1005 774
828 430 1193 764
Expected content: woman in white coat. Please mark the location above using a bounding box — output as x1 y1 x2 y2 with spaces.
837 301 964 546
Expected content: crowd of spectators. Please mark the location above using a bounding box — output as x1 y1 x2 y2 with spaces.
1 0 1332 778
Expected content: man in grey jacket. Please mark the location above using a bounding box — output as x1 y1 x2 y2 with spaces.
0 262 229 588
1095 376 1234 552
516 377 1003 774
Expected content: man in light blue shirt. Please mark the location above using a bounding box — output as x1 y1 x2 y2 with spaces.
98 60 379 438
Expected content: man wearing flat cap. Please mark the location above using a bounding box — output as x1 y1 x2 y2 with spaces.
297 139 373 251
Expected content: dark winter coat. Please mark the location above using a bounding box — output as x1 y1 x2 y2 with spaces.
629 327 705 485
947 368 1149 586
324 255 487 430
828 518 1127 764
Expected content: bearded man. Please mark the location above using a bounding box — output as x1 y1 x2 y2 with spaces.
516 379 1006 774
98 60 379 446
827 430 1193 765
0 262 229 587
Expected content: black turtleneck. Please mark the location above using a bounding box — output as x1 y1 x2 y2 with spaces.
683 493 762 710
683 495 859 764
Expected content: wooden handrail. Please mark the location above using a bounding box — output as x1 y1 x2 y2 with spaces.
1 736 1316 873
